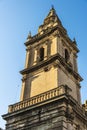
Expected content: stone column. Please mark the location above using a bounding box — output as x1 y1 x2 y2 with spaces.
33 49 37 65
20 80 26 101
25 49 30 68
44 44 47 60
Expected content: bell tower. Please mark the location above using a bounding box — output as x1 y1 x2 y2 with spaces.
3 7 87 130
20 7 82 104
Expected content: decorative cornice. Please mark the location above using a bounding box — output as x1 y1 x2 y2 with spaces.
2 94 68 119
3 85 71 114
2 86 87 124
25 25 58 46
20 53 83 82
25 25 79 53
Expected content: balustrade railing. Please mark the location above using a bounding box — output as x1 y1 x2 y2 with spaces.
8 85 70 113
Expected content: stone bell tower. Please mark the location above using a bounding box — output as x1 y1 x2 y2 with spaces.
20 7 81 103
3 7 87 130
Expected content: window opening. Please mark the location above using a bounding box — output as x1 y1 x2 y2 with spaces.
39 47 44 61
65 49 69 63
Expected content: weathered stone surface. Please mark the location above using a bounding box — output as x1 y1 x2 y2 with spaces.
3 94 87 129
2 7 87 130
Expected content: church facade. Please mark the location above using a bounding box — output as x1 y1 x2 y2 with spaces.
3 7 87 130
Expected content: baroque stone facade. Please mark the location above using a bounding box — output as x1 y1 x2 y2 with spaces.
2 7 87 130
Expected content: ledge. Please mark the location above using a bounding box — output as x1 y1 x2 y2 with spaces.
7 85 71 113
24 25 79 53
20 53 83 82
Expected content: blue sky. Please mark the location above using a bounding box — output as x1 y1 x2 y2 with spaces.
0 0 87 128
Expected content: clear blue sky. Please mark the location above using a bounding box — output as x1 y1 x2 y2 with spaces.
0 0 87 129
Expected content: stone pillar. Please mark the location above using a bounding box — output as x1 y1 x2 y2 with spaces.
51 37 58 55
44 44 47 60
20 80 26 101
25 49 30 68
33 49 37 65
73 54 78 72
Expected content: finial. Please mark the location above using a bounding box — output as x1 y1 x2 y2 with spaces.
29 31 31 37
51 5 54 9
27 31 32 40
73 37 77 45
49 5 56 15
73 37 76 41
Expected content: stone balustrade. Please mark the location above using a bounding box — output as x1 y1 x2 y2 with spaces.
8 85 70 113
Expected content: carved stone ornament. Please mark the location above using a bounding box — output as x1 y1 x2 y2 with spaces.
44 66 51 72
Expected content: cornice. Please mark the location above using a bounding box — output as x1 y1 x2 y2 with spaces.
2 94 67 119
2 92 87 123
25 25 79 53
25 25 58 46
20 53 83 82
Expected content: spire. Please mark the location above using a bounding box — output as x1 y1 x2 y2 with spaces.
44 6 61 25
38 6 62 34
47 5 56 17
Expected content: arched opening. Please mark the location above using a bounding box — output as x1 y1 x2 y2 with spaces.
65 49 69 63
39 47 44 61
